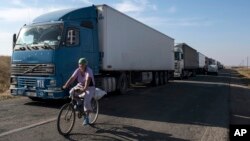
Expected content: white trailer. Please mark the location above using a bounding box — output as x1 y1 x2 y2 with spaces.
198 52 205 68
197 52 206 74
95 5 175 92
97 5 174 71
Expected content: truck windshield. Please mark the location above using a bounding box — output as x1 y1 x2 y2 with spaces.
14 24 63 51
175 52 180 60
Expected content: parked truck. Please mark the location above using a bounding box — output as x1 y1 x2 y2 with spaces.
207 58 218 75
208 58 216 65
197 52 207 74
10 5 175 100
174 43 198 78
217 61 224 70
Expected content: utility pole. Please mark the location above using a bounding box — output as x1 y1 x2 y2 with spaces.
247 56 249 69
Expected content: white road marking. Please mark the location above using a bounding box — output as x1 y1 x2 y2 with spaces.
234 115 250 119
197 75 242 79
171 80 250 89
0 117 57 137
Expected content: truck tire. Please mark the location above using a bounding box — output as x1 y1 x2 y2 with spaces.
180 73 183 80
192 70 196 77
184 71 189 79
204 71 208 75
117 73 128 94
159 72 164 85
163 72 168 84
152 72 159 86
182 70 187 79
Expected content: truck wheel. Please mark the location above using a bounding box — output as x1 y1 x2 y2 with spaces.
185 71 189 79
163 72 168 84
192 70 196 77
152 72 159 86
180 74 183 80
179 70 184 80
117 73 128 94
160 72 164 85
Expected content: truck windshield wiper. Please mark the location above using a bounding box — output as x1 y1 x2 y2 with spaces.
23 64 41 74
14 44 32 51
42 43 55 50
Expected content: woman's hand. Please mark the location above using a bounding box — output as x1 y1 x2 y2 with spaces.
74 88 84 93
62 85 67 90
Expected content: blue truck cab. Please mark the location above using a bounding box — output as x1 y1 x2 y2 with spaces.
10 6 100 99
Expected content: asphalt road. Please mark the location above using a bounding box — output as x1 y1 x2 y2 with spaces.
0 69 248 141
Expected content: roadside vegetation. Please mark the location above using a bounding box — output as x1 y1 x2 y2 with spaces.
235 68 250 87
236 68 250 78
0 56 14 100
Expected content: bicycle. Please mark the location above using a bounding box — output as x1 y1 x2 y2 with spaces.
57 92 99 136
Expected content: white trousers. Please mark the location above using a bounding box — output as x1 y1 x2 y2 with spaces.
69 84 95 112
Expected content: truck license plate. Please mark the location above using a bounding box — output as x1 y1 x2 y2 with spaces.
26 92 36 97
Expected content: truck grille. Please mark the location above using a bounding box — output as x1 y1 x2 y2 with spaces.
11 64 55 76
18 78 37 87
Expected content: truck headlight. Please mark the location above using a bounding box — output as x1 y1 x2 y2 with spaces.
10 85 16 89
10 77 17 84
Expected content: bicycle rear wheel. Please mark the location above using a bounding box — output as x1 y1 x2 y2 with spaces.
89 98 99 124
57 103 75 135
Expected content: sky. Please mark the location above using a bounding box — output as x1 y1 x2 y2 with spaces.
0 0 249 66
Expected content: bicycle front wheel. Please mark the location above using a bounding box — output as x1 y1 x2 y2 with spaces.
89 98 99 124
57 103 75 136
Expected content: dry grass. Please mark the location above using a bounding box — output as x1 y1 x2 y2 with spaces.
236 68 250 78
0 56 10 93
0 56 12 100
0 90 16 101
235 68 250 87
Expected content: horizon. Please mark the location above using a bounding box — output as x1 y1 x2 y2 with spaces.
0 0 249 66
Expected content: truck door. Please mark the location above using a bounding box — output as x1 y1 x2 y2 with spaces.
80 21 99 74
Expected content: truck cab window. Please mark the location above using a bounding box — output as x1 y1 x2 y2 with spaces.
66 29 79 46
175 52 180 60
14 24 63 51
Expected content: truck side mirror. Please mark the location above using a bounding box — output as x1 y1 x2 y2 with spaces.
13 33 17 49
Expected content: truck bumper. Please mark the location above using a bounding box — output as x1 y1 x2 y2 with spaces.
10 86 65 99
10 76 68 99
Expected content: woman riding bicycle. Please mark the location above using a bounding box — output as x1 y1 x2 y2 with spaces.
63 58 95 126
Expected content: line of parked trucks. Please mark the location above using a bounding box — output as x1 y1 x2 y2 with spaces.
174 43 224 79
9 4 224 100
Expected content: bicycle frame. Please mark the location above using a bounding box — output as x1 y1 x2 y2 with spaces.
57 92 99 135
